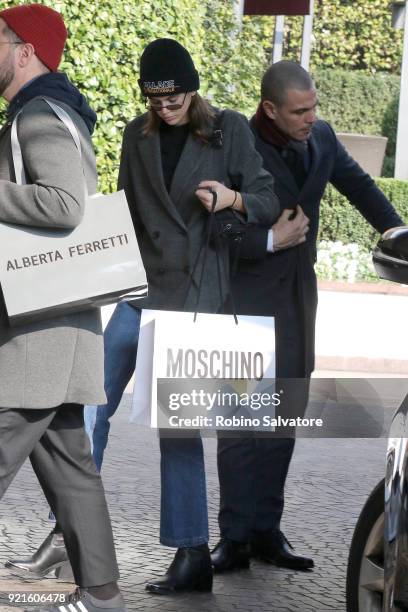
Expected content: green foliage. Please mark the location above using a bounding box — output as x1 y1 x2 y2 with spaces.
311 0 403 73
57 0 208 192
313 70 400 177
314 70 400 135
381 94 400 176
0 0 252 191
0 0 403 190
382 155 396 178
319 179 408 250
0 0 208 192
316 241 378 283
240 0 404 79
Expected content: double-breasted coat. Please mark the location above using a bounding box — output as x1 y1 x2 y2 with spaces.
118 109 279 313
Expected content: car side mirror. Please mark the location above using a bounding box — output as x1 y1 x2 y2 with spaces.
373 227 408 285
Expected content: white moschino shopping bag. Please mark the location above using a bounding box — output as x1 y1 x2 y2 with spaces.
131 309 276 429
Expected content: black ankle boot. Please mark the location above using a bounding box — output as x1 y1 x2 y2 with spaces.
211 538 250 573
5 529 73 579
145 544 213 594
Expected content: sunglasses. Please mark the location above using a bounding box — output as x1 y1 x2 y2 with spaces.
146 92 188 112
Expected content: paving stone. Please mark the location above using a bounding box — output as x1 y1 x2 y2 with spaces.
0 395 387 611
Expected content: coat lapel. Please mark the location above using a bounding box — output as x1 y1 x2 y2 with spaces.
137 130 187 230
299 133 319 198
259 139 299 198
169 132 208 206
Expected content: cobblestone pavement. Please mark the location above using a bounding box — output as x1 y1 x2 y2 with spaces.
0 394 388 612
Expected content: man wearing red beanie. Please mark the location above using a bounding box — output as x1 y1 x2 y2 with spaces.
0 5 126 612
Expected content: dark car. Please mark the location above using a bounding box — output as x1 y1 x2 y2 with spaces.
346 228 408 612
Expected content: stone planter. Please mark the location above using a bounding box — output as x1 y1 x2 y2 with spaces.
336 133 388 177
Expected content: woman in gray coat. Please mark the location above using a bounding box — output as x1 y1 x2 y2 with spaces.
118 39 279 594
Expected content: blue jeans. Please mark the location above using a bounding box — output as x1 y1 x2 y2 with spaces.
160 434 209 547
84 405 96 449
85 301 209 548
90 301 141 471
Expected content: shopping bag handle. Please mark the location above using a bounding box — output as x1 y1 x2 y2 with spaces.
11 98 87 196
42 99 83 157
211 200 239 325
185 189 238 325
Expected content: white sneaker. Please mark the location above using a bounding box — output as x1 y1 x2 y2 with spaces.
24 588 127 612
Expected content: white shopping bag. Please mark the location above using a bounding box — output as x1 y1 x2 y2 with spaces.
132 310 276 429
0 99 147 326
131 310 156 426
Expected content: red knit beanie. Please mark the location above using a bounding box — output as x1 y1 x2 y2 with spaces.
0 4 67 72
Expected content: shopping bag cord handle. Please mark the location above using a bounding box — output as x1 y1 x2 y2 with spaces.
184 190 238 325
212 203 239 325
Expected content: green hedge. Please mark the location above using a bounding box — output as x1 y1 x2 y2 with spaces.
0 0 261 191
284 0 403 74
319 178 408 250
314 69 400 176
0 0 214 192
0 0 403 189
314 70 400 136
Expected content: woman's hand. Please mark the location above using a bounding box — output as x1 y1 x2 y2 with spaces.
195 180 244 213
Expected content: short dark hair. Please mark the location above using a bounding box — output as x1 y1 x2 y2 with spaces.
261 60 314 106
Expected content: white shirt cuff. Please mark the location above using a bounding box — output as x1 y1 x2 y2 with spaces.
267 229 274 253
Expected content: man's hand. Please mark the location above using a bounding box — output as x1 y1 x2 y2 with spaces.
272 205 310 251
195 180 244 213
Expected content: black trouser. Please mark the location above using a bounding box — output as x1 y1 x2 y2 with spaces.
216 307 310 542
0 403 119 586
217 435 295 541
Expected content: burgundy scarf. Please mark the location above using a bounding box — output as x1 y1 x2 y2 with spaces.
254 102 290 147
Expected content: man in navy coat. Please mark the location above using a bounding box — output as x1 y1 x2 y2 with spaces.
211 60 404 572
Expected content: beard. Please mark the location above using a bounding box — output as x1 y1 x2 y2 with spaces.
0 55 14 97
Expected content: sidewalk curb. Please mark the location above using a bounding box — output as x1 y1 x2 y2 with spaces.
318 280 408 296
316 355 408 375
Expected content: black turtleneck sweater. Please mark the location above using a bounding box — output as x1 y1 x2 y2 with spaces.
159 121 190 193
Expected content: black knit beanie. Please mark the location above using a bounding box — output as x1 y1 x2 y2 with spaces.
138 38 200 97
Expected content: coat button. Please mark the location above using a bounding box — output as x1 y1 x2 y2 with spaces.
157 268 165 275
152 230 160 239
183 265 190 274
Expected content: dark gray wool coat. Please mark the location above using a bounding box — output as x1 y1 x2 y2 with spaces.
118 109 279 313
0 98 106 409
